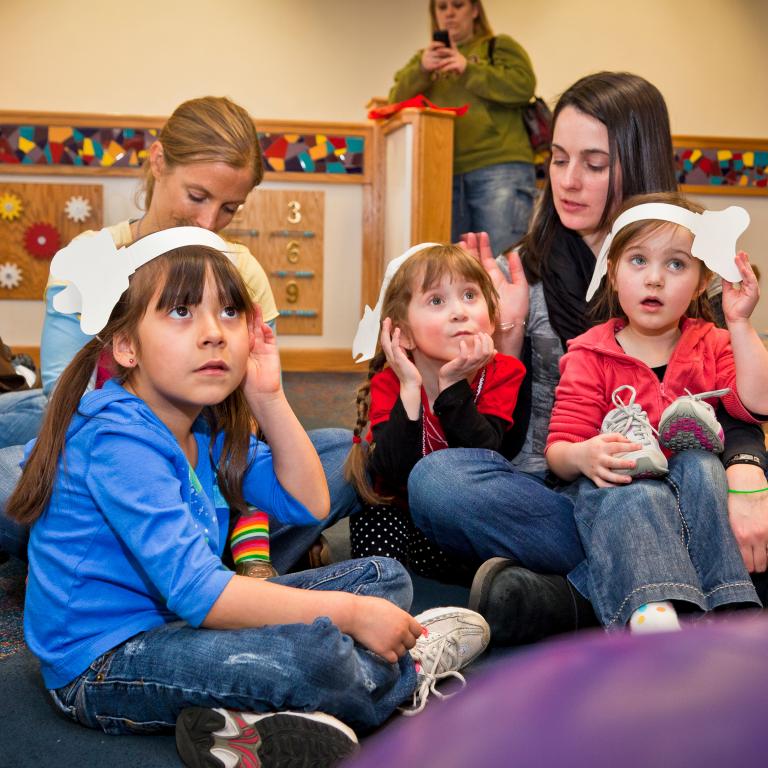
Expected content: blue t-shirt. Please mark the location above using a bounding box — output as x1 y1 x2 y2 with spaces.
24 380 316 689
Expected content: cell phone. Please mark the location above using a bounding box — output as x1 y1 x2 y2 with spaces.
432 29 451 46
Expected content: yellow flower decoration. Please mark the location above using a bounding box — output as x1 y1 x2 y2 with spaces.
0 191 23 222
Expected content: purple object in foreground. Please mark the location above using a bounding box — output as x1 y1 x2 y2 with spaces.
346 616 767 768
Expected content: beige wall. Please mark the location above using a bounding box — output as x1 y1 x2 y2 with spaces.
1 0 767 343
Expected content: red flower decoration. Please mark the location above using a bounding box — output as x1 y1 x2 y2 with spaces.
24 222 61 260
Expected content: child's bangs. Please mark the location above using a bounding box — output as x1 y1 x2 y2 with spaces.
152 246 252 313
416 247 487 292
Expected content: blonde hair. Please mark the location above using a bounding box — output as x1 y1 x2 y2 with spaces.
591 191 713 323
8 247 256 526
429 0 493 39
144 96 264 208
345 244 498 504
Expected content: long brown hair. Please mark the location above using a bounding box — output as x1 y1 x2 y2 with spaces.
8 246 257 525
590 191 713 323
143 96 264 209
345 244 498 504
521 72 676 282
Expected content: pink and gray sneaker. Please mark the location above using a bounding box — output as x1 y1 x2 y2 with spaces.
658 388 730 454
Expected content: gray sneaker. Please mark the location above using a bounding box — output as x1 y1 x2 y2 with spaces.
658 388 729 454
601 385 668 478
402 606 490 716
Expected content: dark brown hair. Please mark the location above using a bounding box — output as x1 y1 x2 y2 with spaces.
591 191 713 323
8 246 256 525
521 72 677 281
344 244 498 504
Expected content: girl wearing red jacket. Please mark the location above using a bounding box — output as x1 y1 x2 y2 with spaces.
546 191 767 631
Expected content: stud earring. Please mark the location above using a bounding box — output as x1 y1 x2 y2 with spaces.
128 358 135 365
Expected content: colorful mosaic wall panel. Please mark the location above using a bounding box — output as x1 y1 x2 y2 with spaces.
260 132 364 174
0 125 157 168
675 144 768 190
0 122 366 175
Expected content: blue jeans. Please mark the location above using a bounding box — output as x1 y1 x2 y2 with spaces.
451 162 536 256
408 448 585 575
0 388 46 448
48 557 416 735
0 428 359 565
570 452 760 628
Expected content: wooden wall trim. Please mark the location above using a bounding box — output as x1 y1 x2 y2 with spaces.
13 347 361 374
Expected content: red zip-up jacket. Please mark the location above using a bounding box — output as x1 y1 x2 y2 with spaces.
546 317 760 452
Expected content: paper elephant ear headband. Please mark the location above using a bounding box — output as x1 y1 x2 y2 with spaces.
585 203 750 302
352 242 439 363
49 227 235 335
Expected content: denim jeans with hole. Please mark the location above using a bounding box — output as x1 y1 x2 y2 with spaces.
451 162 536 255
569 451 760 628
408 448 585 575
0 428 359 565
48 556 416 735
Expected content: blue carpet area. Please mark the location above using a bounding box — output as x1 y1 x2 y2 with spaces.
0 372 477 766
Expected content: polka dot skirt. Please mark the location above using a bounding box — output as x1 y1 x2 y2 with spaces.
350 503 472 583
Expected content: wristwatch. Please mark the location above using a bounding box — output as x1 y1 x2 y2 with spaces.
724 453 766 470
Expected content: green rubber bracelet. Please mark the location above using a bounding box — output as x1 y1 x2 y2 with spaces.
727 487 768 494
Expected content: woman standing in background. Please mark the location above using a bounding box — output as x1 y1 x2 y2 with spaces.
389 0 537 255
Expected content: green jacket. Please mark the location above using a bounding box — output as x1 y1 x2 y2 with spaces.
389 34 535 175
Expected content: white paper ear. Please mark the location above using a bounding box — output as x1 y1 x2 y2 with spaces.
352 242 439 363
51 229 123 335
49 226 234 336
691 206 749 284
586 203 750 302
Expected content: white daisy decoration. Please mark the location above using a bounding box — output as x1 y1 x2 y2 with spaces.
0 262 23 290
64 195 92 223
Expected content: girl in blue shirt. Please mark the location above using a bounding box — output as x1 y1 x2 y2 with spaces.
7 230 489 768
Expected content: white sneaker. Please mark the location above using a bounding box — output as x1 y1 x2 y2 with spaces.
658 388 729 454
601 385 668 478
401 606 490 716
175 707 358 768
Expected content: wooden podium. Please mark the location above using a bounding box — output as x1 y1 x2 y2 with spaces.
363 100 457 308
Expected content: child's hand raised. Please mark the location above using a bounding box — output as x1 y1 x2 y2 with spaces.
242 305 282 398
722 251 760 325
438 332 495 391
381 317 422 390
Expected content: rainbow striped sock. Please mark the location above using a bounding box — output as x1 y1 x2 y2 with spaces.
231 509 276 577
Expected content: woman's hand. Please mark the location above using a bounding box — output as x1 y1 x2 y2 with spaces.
438 332 495 391
727 462 768 572
722 251 760 325
420 41 453 73
242 305 282 398
460 231 529 357
348 595 423 663
436 48 468 75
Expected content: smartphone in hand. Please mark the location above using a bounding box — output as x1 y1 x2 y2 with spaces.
432 29 451 46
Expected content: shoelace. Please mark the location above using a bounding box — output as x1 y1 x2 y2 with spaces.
400 635 467 716
678 387 731 402
604 385 659 446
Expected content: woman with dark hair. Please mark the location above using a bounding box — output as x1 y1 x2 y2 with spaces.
389 0 537 256
407 71 768 643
